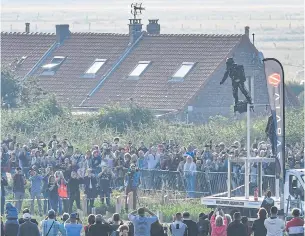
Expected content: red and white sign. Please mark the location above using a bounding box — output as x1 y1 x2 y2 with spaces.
268 73 281 87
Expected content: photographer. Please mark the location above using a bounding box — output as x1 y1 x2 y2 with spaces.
68 171 83 213
210 208 227 236
56 171 69 214
41 209 67 236
124 164 140 211
64 213 83 236
98 166 115 206
29 169 43 216
84 169 97 214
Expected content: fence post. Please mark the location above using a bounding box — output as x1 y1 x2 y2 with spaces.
81 194 87 216
128 192 133 210
116 196 122 213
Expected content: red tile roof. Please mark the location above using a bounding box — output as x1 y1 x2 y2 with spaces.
33 33 130 106
83 33 244 110
1 32 56 78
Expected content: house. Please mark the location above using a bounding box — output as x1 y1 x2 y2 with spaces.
1 20 299 122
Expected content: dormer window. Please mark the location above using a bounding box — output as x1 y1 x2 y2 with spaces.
41 56 66 76
83 59 107 78
169 62 196 82
128 61 151 80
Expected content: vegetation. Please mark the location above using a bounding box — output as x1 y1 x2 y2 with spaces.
1 68 46 108
1 94 303 149
286 80 304 97
96 104 154 133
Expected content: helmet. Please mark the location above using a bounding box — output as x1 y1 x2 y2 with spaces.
226 57 234 65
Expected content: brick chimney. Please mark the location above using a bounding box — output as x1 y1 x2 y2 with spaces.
147 19 160 34
129 19 142 44
245 26 250 38
55 24 70 44
25 23 30 33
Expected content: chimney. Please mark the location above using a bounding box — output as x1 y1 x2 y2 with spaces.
25 23 30 33
128 19 142 44
245 26 250 38
147 19 160 35
55 24 70 44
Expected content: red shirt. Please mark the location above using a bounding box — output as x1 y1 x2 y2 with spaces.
286 217 304 235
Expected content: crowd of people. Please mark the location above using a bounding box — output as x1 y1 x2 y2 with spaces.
1 202 304 236
1 134 304 217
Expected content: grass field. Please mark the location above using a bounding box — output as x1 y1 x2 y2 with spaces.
1 0 304 79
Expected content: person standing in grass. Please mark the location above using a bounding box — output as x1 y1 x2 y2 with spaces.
29 169 43 216
48 175 59 213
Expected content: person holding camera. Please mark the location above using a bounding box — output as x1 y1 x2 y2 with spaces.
41 209 67 236
98 166 114 206
84 169 98 215
56 171 69 214
210 208 227 236
124 164 140 212
170 212 187 236
29 169 44 216
68 171 83 213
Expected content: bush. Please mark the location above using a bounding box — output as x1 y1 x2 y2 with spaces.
1 102 303 149
2 95 66 134
96 104 154 133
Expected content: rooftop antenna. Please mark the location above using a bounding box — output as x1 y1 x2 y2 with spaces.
130 3 145 19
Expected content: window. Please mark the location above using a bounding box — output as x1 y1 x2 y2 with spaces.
128 61 151 79
170 62 195 82
84 59 107 78
41 56 66 76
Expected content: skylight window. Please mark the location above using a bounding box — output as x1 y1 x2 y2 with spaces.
128 61 151 79
41 56 66 76
170 62 195 82
84 59 107 78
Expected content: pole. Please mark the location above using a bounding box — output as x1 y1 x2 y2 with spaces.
258 162 262 197
227 156 231 198
245 103 250 199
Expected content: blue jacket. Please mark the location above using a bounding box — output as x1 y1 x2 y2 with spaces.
125 171 140 188
29 175 43 194
6 203 18 219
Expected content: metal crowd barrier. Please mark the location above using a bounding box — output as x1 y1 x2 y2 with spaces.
2 165 276 197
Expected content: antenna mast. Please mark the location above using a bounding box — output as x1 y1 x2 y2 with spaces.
130 3 145 19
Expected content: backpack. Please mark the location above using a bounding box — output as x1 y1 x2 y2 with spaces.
127 221 134 236
232 64 246 83
197 220 209 236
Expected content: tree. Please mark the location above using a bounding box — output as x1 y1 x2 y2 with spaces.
1 68 46 108
1 69 20 108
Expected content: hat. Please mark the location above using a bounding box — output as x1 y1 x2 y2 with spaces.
70 213 77 219
23 213 31 220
